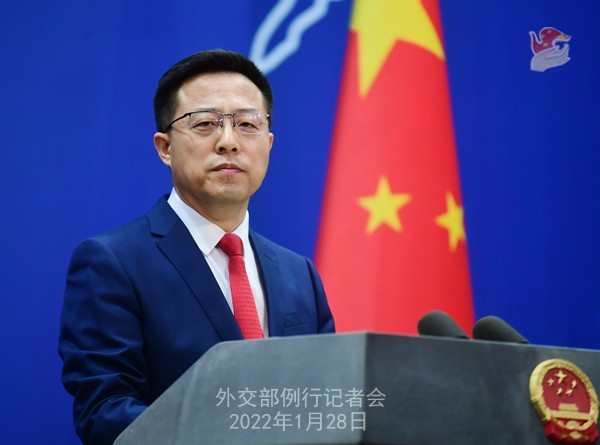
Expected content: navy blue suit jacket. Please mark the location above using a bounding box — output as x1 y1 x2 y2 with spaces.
58 196 335 445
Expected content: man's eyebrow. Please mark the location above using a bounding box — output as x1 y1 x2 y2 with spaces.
236 107 263 114
189 107 263 114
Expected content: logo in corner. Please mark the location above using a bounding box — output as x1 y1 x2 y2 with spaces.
530 359 599 444
529 27 571 72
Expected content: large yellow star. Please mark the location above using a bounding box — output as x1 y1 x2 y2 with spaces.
351 0 445 97
358 176 411 235
555 370 568 385
435 191 466 251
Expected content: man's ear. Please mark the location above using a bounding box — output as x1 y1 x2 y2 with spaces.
268 132 274 152
154 132 171 166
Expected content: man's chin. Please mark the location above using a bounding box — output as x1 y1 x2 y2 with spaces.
209 186 251 205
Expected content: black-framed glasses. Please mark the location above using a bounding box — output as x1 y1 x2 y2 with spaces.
164 110 271 135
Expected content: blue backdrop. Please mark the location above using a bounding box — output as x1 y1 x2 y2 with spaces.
1 1 599 443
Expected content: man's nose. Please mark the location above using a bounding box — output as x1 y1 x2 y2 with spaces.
215 121 239 153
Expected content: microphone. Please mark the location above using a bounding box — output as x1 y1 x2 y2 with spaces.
472 315 529 344
417 310 469 339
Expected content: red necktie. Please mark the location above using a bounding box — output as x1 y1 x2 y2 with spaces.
218 233 264 339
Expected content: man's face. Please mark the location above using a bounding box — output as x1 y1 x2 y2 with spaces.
154 72 274 218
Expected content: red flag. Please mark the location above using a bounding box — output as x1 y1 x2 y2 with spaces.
316 0 474 334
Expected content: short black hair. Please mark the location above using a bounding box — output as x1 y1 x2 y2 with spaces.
153 49 273 132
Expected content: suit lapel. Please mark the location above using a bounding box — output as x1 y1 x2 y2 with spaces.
147 197 242 342
250 231 285 336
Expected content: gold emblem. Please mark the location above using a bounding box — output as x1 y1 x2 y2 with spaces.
530 359 599 443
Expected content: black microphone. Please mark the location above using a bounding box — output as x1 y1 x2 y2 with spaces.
417 310 469 339
472 315 529 344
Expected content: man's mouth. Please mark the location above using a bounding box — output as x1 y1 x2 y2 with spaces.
213 163 243 174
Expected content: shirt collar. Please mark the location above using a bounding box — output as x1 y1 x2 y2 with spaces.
167 188 250 256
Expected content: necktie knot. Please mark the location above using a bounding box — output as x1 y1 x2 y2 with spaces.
218 233 244 257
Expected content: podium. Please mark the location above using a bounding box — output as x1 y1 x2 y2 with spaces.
114 333 600 444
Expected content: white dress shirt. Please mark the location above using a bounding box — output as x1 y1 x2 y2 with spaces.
167 189 268 336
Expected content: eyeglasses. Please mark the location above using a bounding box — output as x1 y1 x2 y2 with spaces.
164 110 271 135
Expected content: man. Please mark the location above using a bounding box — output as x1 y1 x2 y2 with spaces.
58 49 335 445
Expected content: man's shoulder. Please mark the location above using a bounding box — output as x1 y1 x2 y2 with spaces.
250 231 310 263
94 214 148 243
80 195 177 250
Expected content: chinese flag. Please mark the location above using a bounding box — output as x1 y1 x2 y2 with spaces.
315 0 474 334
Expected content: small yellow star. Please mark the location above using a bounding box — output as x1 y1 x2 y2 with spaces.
566 389 573 397
357 175 411 235
435 191 466 251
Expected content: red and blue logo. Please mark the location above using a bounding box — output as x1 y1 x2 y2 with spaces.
529 27 571 72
